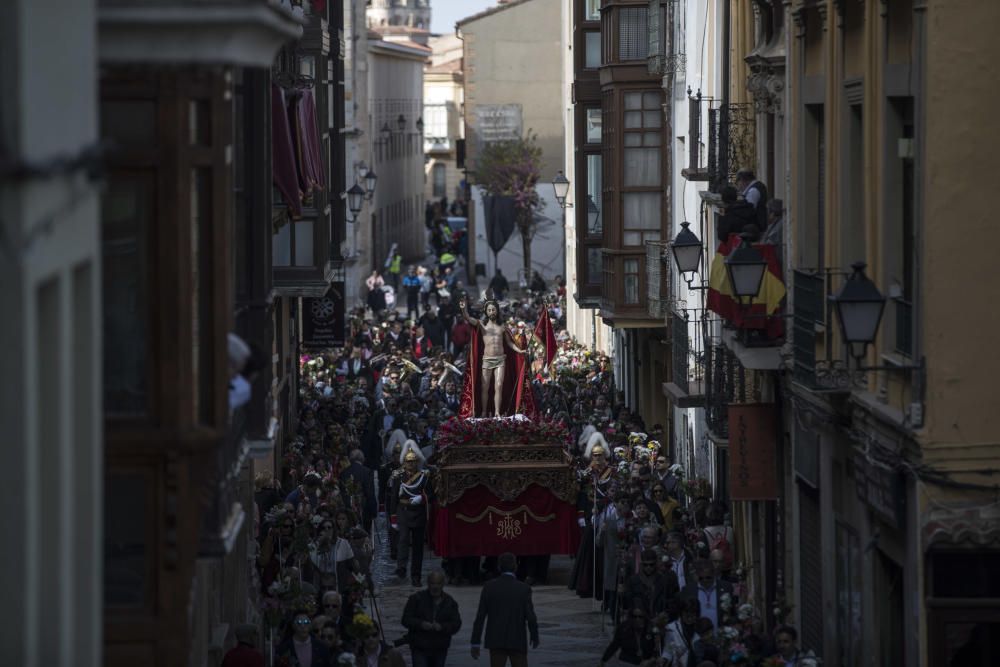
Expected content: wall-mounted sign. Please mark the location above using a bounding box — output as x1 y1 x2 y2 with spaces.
474 104 523 145
301 284 345 348
728 403 778 500
854 456 905 530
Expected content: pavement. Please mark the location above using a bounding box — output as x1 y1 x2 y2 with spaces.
367 517 615 667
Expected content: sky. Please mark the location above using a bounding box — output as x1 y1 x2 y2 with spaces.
431 0 497 35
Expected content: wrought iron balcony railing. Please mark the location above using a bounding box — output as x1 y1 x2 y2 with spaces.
646 240 670 319
199 404 249 556
682 92 756 193
792 269 825 389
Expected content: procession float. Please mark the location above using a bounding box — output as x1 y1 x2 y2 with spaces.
429 298 581 558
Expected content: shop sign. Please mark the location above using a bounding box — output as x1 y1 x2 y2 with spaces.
728 403 778 500
854 456 905 530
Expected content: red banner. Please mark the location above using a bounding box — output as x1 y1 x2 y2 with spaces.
728 404 778 500
433 484 581 557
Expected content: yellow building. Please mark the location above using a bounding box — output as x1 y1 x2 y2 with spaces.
782 0 1000 664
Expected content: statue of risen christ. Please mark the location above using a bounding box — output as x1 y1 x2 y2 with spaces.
459 298 527 418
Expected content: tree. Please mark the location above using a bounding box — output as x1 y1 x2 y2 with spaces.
476 132 544 283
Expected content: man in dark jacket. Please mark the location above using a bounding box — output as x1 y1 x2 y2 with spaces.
717 185 758 242
401 570 462 667
339 449 377 529
470 552 539 667
681 559 735 631
623 549 680 618
736 168 768 229
276 610 333 667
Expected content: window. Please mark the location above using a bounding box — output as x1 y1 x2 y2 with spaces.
586 154 602 236
586 0 600 21
621 91 663 246
585 31 601 68
273 220 315 267
424 103 447 137
432 163 447 198
586 108 602 143
622 192 660 245
587 247 603 285
624 258 640 304
102 172 152 416
619 7 649 61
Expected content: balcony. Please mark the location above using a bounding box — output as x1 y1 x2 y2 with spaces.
601 249 659 324
199 405 249 557
663 308 707 408
681 92 756 193
98 0 306 67
646 240 670 319
424 136 452 154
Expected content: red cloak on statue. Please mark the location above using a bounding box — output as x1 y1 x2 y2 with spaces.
458 325 538 419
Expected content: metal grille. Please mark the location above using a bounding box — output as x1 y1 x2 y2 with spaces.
894 297 912 356
709 103 756 191
646 241 669 318
792 270 823 388
671 310 689 394
705 343 735 439
799 484 824 655
619 7 649 61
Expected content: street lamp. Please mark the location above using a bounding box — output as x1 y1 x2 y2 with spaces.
669 221 703 286
552 170 571 208
415 116 424 134
363 168 377 200
724 233 768 305
380 122 392 143
397 114 407 133
355 161 368 185
346 184 365 223
831 261 886 361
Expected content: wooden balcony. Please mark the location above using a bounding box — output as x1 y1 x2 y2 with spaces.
599 249 661 326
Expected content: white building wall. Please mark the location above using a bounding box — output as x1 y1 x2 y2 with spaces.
0 0 103 664
669 0 723 472
345 0 373 306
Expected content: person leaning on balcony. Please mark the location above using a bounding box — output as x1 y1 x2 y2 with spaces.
717 186 757 244
735 168 768 228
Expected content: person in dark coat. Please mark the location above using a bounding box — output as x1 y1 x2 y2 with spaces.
276 610 333 667
488 270 509 301
736 167 769 229
599 608 657 666
680 560 735 631
222 624 265 667
401 570 463 667
623 549 680 618
339 449 377 530
717 185 758 243
470 553 539 667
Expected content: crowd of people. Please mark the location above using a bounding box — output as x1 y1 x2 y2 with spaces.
226 242 815 666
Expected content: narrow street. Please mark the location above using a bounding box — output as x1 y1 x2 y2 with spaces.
368 520 611 667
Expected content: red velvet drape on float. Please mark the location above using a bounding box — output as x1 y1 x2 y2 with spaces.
433 484 581 557
458 326 537 419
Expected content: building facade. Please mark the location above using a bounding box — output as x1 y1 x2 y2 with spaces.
458 0 568 290
367 0 431 30
368 37 428 267
0 0 103 663
423 34 465 209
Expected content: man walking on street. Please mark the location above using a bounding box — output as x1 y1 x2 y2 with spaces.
470 552 540 667
401 569 462 667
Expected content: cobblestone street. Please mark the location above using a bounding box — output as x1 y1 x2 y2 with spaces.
369 518 612 666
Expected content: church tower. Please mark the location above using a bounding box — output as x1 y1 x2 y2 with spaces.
366 0 432 32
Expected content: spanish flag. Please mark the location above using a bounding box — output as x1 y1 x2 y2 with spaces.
707 234 786 338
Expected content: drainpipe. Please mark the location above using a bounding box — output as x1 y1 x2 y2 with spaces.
722 0 731 108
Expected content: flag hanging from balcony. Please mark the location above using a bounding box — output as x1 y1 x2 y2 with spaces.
707 234 786 338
